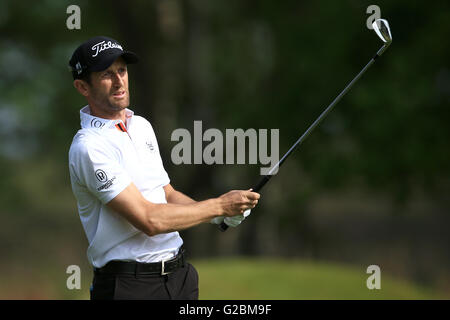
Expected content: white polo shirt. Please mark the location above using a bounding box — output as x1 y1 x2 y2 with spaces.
68 106 183 268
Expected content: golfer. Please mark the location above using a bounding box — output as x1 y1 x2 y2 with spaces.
68 36 260 300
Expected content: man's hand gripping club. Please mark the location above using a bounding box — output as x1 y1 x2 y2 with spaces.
210 189 260 228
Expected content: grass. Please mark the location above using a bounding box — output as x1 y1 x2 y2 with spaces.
193 258 443 300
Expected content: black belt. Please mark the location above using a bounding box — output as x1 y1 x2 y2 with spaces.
94 249 185 276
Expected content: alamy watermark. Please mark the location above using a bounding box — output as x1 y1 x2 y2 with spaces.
366 265 381 290
66 5 81 30
66 265 81 290
366 5 381 30
171 121 279 175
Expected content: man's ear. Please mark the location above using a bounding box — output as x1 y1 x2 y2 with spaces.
73 79 90 97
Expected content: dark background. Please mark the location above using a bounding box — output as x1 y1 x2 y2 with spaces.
0 0 449 298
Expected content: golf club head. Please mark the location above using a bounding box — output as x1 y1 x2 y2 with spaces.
372 19 392 43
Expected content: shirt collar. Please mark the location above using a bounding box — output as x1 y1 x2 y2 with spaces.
80 105 134 130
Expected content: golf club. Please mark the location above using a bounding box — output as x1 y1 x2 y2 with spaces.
219 19 392 232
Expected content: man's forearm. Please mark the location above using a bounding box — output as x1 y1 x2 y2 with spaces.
146 198 222 235
108 183 259 237
167 190 196 205
164 184 197 205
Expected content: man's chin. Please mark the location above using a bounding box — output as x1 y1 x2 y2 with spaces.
110 99 130 111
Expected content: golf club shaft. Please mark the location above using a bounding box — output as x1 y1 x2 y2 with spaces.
219 44 387 232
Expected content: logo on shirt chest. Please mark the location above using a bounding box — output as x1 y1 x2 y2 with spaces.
145 141 155 152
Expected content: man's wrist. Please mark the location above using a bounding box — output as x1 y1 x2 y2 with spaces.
211 197 225 217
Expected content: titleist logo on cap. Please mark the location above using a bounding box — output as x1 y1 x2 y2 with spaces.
91 41 123 57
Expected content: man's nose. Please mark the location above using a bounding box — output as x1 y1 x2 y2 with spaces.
112 72 124 87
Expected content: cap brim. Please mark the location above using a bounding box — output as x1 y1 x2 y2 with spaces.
90 51 139 72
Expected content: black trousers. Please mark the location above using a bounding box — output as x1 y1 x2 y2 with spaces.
90 262 199 300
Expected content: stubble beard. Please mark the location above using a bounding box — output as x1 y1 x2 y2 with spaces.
91 88 130 117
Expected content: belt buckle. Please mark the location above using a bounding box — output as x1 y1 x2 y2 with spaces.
161 256 170 276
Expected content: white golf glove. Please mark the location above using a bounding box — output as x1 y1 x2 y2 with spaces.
210 216 225 225
222 209 252 227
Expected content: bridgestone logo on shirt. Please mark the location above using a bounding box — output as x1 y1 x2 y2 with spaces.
97 176 116 191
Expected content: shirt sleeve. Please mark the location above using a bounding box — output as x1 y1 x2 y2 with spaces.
70 140 132 204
